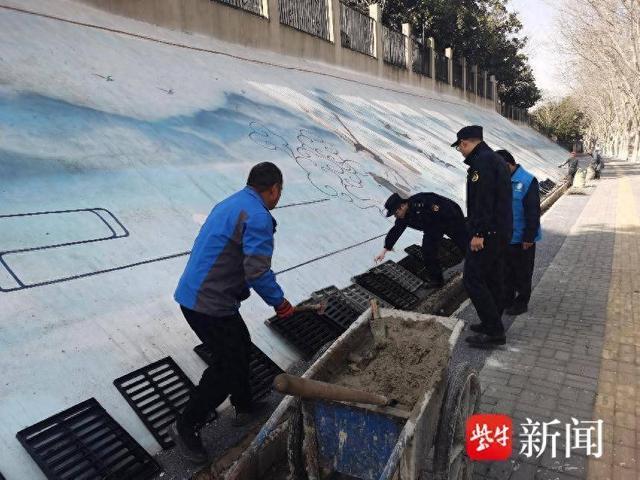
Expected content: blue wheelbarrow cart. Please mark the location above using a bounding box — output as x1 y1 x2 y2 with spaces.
226 307 481 480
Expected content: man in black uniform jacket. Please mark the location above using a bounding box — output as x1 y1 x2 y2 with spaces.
451 125 512 347
375 192 469 287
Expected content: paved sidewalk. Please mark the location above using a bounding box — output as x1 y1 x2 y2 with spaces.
465 163 640 480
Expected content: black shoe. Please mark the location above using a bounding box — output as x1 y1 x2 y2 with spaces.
465 333 506 348
506 304 528 316
468 323 487 333
168 421 207 464
233 400 269 427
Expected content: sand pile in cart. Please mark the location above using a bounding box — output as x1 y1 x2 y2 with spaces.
333 317 450 410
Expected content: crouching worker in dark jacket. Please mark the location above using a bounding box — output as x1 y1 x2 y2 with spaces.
375 192 469 287
170 162 294 463
496 150 542 316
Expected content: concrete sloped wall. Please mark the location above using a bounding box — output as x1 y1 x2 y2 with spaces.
0 2 566 478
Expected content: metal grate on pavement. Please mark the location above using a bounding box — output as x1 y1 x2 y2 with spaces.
113 357 194 449
397 254 433 282
193 343 283 401
370 260 424 292
265 310 343 360
340 283 392 312
353 272 419 310
310 285 340 300
312 293 361 331
405 238 463 271
16 398 160 480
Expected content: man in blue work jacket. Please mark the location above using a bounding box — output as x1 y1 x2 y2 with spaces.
170 162 295 463
496 150 542 316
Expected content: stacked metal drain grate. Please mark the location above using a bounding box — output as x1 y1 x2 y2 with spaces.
539 178 557 196
113 357 195 449
340 283 392 312
405 238 464 271
16 398 160 480
194 343 283 400
310 291 361 331
266 309 343 360
353 271 419 310
370 260 425 293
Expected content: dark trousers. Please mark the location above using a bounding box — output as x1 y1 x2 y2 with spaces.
505 243 536 307
422 217 469 282
178 306 252 430
463 235 507 335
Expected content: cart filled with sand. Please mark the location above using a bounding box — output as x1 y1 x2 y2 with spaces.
224 304 481 480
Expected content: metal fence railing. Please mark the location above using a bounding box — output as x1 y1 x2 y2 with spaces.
340 2 375 57
411 38 431 77
382 26 406 68
466 64 474 92
434 51 448 83
279 0 331 41
477 73 486 98
213 0 265 16
452 59 463 89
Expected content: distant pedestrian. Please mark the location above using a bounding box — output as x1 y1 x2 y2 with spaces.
451 126 512 348
170 162 295 463
375 192 468 287
558 151 579 182
496 150 542 316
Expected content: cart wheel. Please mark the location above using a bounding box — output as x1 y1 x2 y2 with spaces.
433 362 481 480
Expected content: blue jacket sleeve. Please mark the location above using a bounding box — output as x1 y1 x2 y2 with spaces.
243 211 285 307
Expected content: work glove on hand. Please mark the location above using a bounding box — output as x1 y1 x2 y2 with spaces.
275 299 295 319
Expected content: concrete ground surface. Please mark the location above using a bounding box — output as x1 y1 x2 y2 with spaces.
461 162 640 480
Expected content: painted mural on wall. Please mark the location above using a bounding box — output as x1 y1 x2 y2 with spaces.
0 4 569 479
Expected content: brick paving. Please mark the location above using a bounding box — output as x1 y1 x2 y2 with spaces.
467 164 640 479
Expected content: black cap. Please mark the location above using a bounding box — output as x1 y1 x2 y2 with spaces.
384 193 406 217
451 125 483 147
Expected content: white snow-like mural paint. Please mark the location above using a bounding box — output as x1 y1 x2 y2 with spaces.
0 2 567 478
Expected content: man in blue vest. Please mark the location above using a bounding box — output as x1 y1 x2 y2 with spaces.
170 162 295 463
496 150 542 316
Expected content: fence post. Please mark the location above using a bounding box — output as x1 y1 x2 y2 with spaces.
331 0 341 61
369 3 383 76
482 70 488 99
489 74 497 110
428 37 436 90
402 23 412 75
445 47 453 88
472 65 478 99
462 57 467 93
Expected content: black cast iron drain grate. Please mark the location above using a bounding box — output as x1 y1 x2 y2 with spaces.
370 260 424 292
303 293 360 331
266 310 343 360
193 343 283 400
340 283 392 312
539 179 556 196
353 272 419 310
16 398 160 480
405 238 463 271
310 285 340 300
397 255 433 282
113 357 194 449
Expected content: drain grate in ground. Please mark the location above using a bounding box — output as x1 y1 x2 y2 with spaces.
405 238 463 271
114 357 194 449
193 343 283 400
310 285 341 300
266 310 343 360
397 255 433 282
308 293 361 331
353 272 419 310
16 398 160 480
539 179 557 196
340 283 392 312
370 260 424 292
